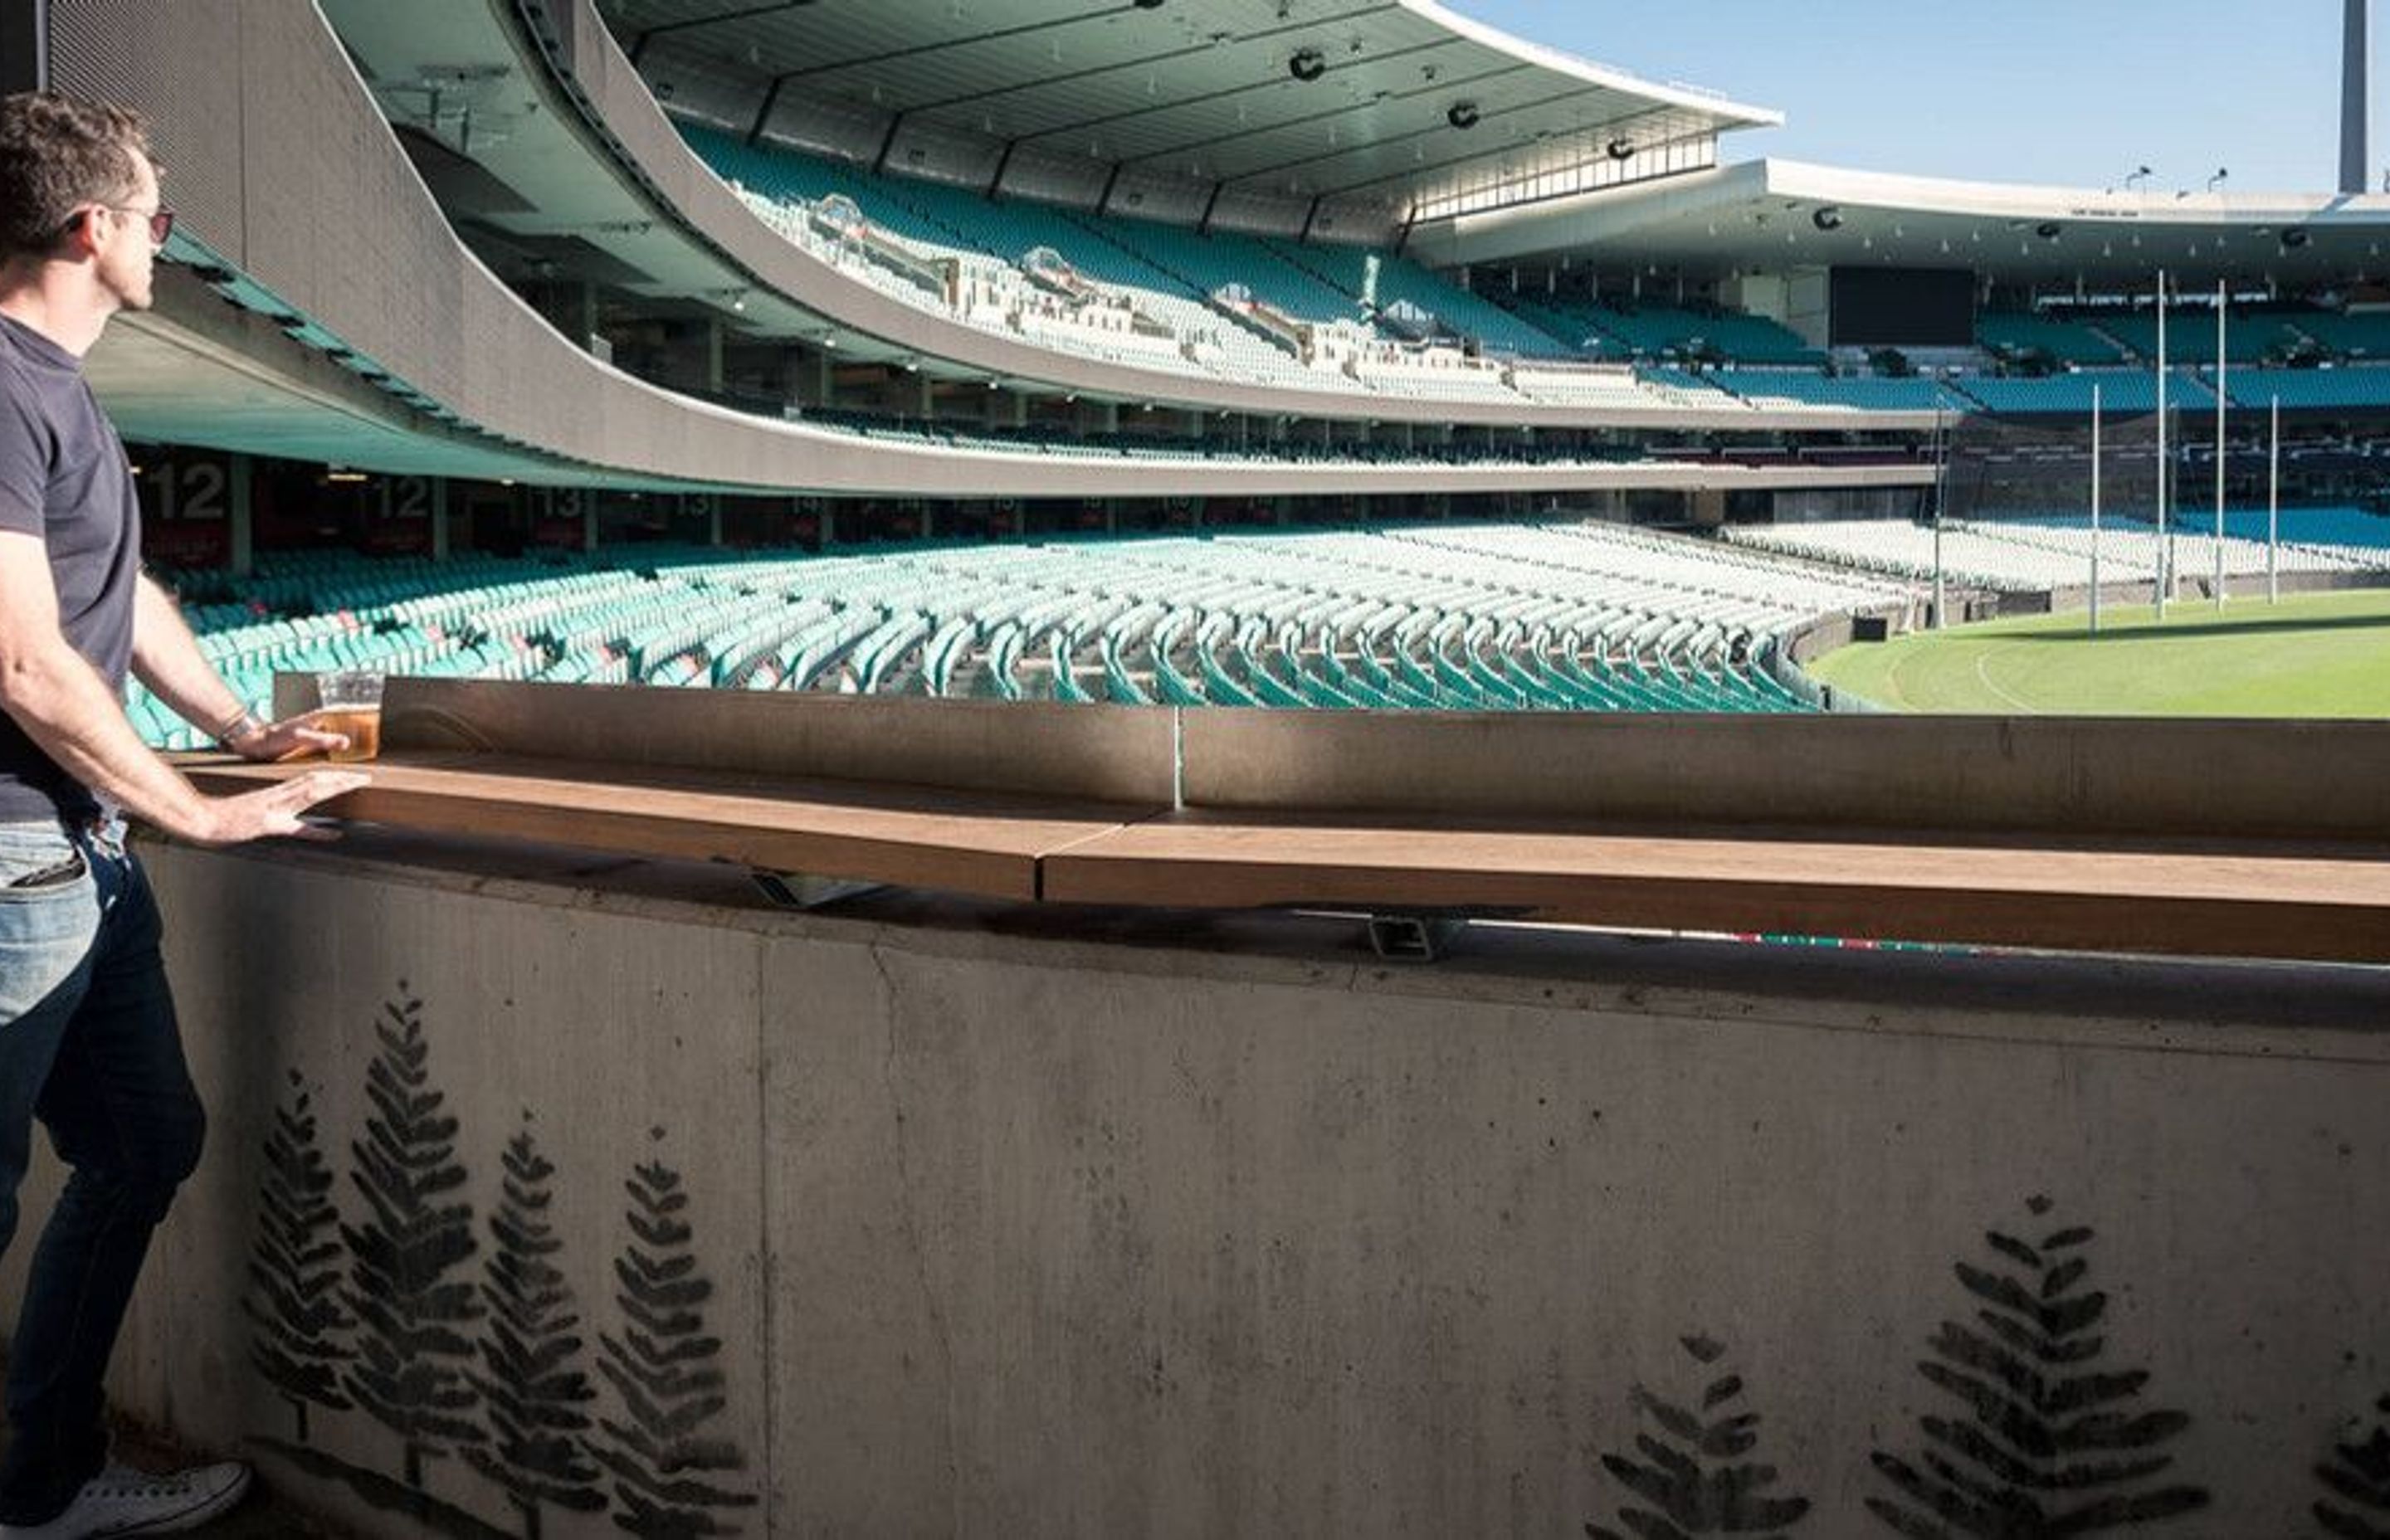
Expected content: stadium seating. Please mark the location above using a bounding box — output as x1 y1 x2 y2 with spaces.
1976 312 2130 366
1709 372 1975 413
1721 514 2390 591
2221 367 2390 412
134 524 1932 744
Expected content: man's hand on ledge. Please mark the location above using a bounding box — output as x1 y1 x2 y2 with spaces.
222 710 351 763
190 768 372 846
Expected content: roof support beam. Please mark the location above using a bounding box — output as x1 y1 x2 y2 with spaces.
871 113 908 178
1095 160 1126 217
769 2 1172 87
988 138 1021 200
746 76 786 147
631 0 812 66
1197 181 1225 236
1299 196 1324 243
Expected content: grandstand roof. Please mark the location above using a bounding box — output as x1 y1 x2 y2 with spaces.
1412 158 2390 288
598 0 1778 217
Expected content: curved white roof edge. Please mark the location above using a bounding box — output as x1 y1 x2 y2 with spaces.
1398 0 1783 129
1756 158 2390 223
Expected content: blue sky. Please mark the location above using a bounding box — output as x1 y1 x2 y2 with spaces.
1446 1 2363 193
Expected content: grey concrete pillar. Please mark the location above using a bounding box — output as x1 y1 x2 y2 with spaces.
2 1 46 95
430 477 450 560
708 495 724 548
583 493 599 554
227 454 253 578
706 319 726 394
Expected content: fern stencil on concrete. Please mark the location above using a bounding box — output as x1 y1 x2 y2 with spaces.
2316 1391 2390 1539
1586 1332 1811 1539
589 1137 757 1536
340 985 488 1489
467 1114 605 1539
245 1069 355 1446
1868 1195 2208 1538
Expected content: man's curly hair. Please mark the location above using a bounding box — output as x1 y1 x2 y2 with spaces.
0 91 157 262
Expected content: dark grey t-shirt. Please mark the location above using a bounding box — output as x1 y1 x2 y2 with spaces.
0 312 142 822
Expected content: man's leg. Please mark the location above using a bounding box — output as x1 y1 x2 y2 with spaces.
0 841 201 1523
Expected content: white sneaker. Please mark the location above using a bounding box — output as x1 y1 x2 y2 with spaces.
0 1463 251 1538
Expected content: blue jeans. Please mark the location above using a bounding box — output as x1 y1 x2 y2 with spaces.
0 816 203 1523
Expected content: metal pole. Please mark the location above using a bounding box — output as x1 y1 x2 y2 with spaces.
2090 383 2102 636
2215 280 2227 607
1930 404 1947 630
2269 394 2281 604
2155 270 2169 619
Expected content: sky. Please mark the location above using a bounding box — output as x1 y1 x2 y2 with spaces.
1446 1 2365 194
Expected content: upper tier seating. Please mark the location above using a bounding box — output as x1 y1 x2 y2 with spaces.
2276 310 2390 361
2091 308 2312 365
1265 239 1574 359
1976 312 2131 366
1569 301 1824 366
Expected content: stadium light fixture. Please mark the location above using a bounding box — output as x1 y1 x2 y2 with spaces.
2036 222 2063 241
1811 206 1843 231
2123 165 2153 192
1289 48 1327 82
2281 227 2313 249
2207 167 2229 191
1607 139 1635 160
1447 100 1480 129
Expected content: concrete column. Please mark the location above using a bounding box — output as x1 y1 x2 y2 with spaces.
583 492 599 554
430 477 450 560
1011 391 1030 429
1100 402 1120 434
226 454 254 577
1 1 46 95
708 496 724 548
578 282 601 353
706 319 726 394
817 351 835 410
921 503 936 540
919 375 934 417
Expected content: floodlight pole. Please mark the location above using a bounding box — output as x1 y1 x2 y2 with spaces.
2154 270 2169 620
2214 280 2227 608
2269 393 2281 604
2090 383 2103 636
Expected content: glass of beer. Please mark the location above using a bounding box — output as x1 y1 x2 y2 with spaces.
313 670 383 763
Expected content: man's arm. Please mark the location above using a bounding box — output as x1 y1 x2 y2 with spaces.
0 532 363 843
131 573 345 760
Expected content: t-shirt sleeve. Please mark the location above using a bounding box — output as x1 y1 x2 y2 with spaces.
0 378 49 539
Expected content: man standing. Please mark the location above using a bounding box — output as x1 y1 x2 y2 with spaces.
0 92 367 1536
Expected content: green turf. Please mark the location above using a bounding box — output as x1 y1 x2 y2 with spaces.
1806 587 2390 717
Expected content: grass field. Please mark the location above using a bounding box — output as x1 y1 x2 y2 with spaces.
1807 587 2390 717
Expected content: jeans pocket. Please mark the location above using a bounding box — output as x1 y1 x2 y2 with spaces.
0 842 100 1026
0 836 87 903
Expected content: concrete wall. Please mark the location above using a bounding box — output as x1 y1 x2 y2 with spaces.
5 837 2388 1537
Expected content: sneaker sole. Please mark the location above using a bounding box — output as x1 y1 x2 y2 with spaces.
95 1467 251 1538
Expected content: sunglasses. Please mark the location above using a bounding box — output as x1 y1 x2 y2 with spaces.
73 202 175 246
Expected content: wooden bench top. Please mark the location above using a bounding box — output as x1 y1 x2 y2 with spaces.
1040 811 2390 963
177 753 2390 963
182 752 1158 904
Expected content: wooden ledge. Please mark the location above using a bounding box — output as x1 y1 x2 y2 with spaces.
180 752 1159 904
175 753 2390 962
1042 811 2390 963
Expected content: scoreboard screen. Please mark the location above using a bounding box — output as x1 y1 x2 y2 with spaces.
1830 266 1975 347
